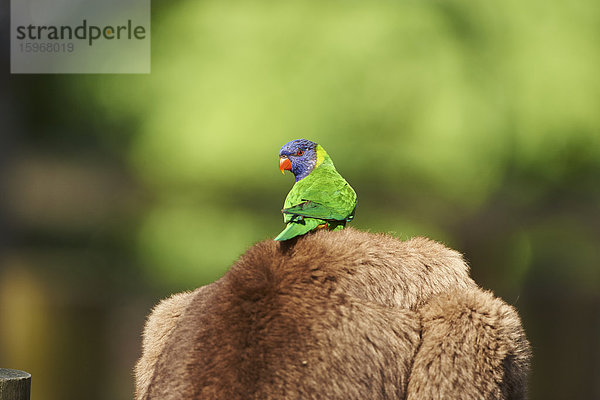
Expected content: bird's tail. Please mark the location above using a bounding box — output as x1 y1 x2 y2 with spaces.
274 219 321 241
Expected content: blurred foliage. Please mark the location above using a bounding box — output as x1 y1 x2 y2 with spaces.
73 0 600 289
2 0 599 399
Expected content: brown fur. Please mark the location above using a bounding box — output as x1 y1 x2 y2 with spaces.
135 228 530 399
134 291 194 400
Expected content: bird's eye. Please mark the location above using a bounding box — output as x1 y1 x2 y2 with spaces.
297 149 304 156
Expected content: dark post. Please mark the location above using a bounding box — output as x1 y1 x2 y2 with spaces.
0 369 31 400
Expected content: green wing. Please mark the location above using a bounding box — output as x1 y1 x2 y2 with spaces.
282 165 357 223
276 158 357 241
283 200 354 221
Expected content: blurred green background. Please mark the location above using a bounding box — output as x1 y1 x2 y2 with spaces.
1 0 599 398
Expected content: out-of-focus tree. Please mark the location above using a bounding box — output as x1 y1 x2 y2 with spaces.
77 0 600 289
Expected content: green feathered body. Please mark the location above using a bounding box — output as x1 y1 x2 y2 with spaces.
275 145 357 241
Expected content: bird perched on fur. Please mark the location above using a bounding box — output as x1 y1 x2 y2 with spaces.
275 139 357 241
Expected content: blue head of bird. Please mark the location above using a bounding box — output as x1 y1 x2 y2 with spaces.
279 139 318 182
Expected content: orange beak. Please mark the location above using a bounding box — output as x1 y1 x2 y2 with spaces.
279 157 292 174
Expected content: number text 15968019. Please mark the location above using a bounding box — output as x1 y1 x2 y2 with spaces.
19 42 75 53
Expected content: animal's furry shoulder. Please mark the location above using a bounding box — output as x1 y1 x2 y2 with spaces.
409 288 531 399
227 228 475 309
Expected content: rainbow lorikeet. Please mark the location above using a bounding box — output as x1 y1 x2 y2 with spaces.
275 139 357 241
